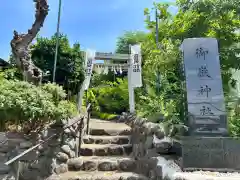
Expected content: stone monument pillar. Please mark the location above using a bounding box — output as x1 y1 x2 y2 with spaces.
182 38 228 137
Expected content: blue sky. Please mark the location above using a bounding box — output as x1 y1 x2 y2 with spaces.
0 0 177 60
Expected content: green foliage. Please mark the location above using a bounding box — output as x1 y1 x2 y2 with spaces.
137 0 240 136
31 33 85 95
228 98 240 136
90 71 117 88
92 112 118 120
116 31 147 54
41 83 66 105
87 78 129 115
0 68 22 80
0 79 78 132
81 31 148 118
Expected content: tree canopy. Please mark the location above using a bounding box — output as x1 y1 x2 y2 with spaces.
139 0 240 132
31 34 85 95
116 31 147 54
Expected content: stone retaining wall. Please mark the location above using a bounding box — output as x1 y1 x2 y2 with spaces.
118 112 183 180
0 115 88 180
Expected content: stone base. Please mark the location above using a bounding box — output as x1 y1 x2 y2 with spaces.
173 171 240 180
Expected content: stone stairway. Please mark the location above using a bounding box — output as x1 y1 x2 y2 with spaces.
57 119 148 180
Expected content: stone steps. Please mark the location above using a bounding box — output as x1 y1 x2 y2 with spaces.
83 135 130 145
80 144 132 156
89 128 131 136
68 156 136 172
89 119 131 136
57 119 146 180
57 171 148 180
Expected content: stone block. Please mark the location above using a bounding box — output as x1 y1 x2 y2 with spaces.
6 132 24 139
155 156 182 179
68 158 83 170
63 128 71 135
0 132 7 142
66 138 76 150
169 140 182 156
182 137 223 150
61 145 71 155
54 164 68 174
224 151 240 170
154 137 172 154
0 163 10 175
182 137 240 170
119 159 136 172
18 149 39 161
0 152 7 162
145 136 153 149
98 161 118 171
82 161 98 171
20 141 33 149
0 146 14 153
209 150 226 168
56 152 69 162
143 122 158 135
222 138 240 152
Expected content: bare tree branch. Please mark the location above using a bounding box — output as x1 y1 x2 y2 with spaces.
10 0 49 85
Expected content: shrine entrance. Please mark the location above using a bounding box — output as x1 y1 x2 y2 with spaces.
78 45 142 114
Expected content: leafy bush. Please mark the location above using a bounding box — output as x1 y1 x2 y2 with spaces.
92 112 118 120
87 78 129 114
228 99 240 136
42 82 66 105
0 67 22 80
0 79 78 133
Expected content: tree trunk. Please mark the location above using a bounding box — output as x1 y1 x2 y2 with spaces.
10 0 49 85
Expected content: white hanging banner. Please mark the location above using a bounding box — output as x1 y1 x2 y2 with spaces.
130 44 142 87
103 65 109 74
83 49 95 90
119 65 122 74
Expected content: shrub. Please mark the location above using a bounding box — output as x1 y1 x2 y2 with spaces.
87 78 129 114
0 79 78 133
92 112 118 120
228 99 240 136
42 82 66 104
0 67 22 80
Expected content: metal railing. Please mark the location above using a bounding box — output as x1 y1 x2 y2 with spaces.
86 103 92 135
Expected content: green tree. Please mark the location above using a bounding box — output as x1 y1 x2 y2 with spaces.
139 0 240 134
146 0 239 91
31 34 85 95
116 31 147 54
